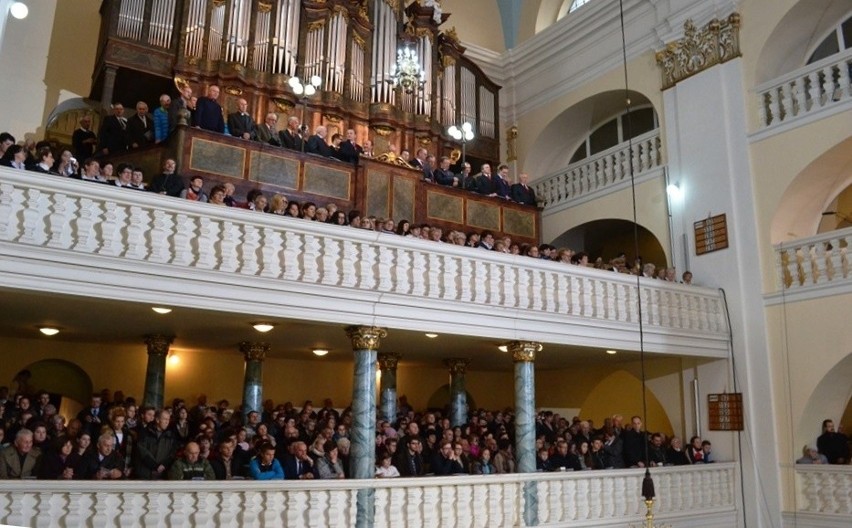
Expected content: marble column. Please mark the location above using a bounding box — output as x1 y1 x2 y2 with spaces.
510 340 543 527
142 335 174 410
100 66 118 111
444 358 470 427
239 342 269 421
345 325 387 528
378 352 401 423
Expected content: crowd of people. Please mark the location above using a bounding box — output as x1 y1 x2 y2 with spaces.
0 383 737 481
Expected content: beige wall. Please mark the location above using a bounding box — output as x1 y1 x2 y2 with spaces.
440 0 506 53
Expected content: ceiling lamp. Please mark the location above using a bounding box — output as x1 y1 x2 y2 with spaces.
39 327 59 336
498 345 508 353
313 349 329 357
288 75 322 97
151 307 172 314
10 2 28 20
448 122 475 168
388 45 425 94
606 349 618 355
425 333 438 338
252 323 276 333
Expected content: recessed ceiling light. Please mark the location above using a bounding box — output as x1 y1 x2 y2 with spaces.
39 327 60 336
10 2 29 20
606 349 617 355
425 333 438 338
498 345 508 353
252 323 275 333
313 349 329 357
151 307 172 314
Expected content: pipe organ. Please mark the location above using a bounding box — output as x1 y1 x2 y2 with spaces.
93 0 501 163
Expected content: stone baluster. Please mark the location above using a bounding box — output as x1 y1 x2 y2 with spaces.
807 71 821 109
345 325 387 528
792 76 805 116
260 227 283 278
489 262 503 306
195 217 218 269
148 210 174 263
341 240 358 287
780 81 793 121
639 140 650 171
72 198 102 253
97 201 126 256
394 248 411 294
239 341 269 419
530 269 543 310
822 65 835 103
0 183 24 241
172 213 194 266
125 206 150 260
443 255 458 300
377 245 394 291
411 251 426 296
444 358 470 427
301 233 319 282
143 334 174 409
543 271 556 313
509 340 542 527
517 268 531 308
757 91 769 126
219 221 239 273
378 352 400 423
359 243 376 290
283 230 303 281
427 253 441 298
46 193 77 249
838 59 850 100
814 241 829 283
503 265 517 308
766 88 780 123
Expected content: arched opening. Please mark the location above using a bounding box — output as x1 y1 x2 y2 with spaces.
770 136 852 243
797 351 852 447
525 90 657 182
579 370 674 436
18 359 93 421
550 219 667 269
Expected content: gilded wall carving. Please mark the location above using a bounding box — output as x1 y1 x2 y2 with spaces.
655 13 741 90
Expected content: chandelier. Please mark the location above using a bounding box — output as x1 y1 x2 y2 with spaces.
388 45 425 94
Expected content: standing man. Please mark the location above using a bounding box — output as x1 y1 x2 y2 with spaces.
817 419 850 464
152 94 171 143
511 172 537 205
256 113 282 146
193 85 225 133
228 98 257 140
169 85 193 133
337 129 363 163
134 409 178 480
72 115 98 160
77 393 107 438
279 116 303 151
97 103 129 157
306 126 334 157
434 156 458 187
127 101 153 148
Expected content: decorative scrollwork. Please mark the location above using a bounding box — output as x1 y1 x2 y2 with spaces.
378 352 401 370
239 341 270 362
443 358 470 375
507 341 542 363
345 325 387 351
145 335 174 357
655 13 741 90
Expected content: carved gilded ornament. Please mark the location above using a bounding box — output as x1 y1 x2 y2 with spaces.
145 335 175 356
508 341 542 363
371 124 394 136
333 4 350 20
655 13 741 90
323 114 342 124
212 0 225 6
345 325 388 350
506 125 518 162
378 352 402 370
442 53 456 69
352 33 366 50
444 358 470 375
271 98 294 113
443 27 460 44
239 341 270 362
257 2 272 13
225 86 243 96
418 136 432 146
307 20 326 32
383 0 400 14
374 152 415 169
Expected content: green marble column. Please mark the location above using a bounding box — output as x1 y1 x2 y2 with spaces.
378 353 401 423
444 358 470 427
345 325 387 528
510 340 543 527
142 335 174 410
240 342 269 422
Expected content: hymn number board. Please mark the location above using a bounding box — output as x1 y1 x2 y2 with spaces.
694 214 729 255
708 393 744 431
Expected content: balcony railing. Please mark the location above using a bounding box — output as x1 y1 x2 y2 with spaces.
756 48 852 132
0 464 737 527
774 227 850 294
795 465 852 517
0 168 730 355
534 130 663 213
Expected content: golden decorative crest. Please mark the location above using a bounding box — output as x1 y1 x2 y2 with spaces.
323 114 342 124
655 13 741 90
378 352 402 370
225 86 243 96
257 1 272 13
443 27 459 44
371 125 394 137
507 341 542 363
345 326 388 351
145 335 175 356
307 20 326 32
239 341 270 362
271 98 294 113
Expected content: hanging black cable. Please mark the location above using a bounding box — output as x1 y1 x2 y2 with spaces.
617 0 654 501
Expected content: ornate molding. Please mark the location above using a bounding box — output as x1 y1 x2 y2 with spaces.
377 352 401 370
257 2 273 13
508 341 542 363
145 335 174 357
345 325 387 351
352 33 366 51
506 125 518 162
374 151 415 169
224 86 243 96
307 20 326 33
655 13 741 90
239 341 270 362
443 358 470 375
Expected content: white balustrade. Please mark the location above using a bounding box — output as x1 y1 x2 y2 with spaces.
0 169 729 351
756 48 852 130
774 227 851 291
0 464 736 527
534 130 663 211
795 465 852 517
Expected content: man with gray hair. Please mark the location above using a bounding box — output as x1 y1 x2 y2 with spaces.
306 126 334 157
80 433 125 479
256 113 282 146
0 429 41 478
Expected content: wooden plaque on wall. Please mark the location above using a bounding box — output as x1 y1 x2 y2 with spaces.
708 393 744 431
694 214 729 255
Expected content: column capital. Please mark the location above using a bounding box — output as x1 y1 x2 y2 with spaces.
144 335 174 357
377 352 401 370
443 357 471 375
239 341 270 362
345 326 387 351
508 341 542 363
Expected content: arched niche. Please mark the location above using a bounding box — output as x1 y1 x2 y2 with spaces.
755 0 851 84
797 351 852 448
19 358 93 421
524 90 656 182
550 218 667 268
579 369 674 436
770 135 852 244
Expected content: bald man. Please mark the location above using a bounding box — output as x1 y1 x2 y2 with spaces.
228 98 257 140
511 173 537 205
168 441 215 480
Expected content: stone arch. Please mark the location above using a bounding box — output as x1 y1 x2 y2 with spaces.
19 358 93 420
797 351 852 448
524 90 657 182
755 0 851 84
770 136 852 244
579 369 674 436
550 218 667 268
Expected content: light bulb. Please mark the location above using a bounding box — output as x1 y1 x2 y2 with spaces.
310 75 322 87
10 2 28 19
252 323 275 333
448 125 459 137
462 122 473 133
313 349 329 357
288 76 300 89
304 85 316 96
464 131 474 141
293 84 304 95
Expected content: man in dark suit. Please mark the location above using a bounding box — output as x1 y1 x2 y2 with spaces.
210 440 246 480
434 156 458 186
336 129 363 164
148 158 184 197
79 434 125 479
227 98 257 141
256 113 282 146
169 85 193 133
279 116 304 151
127 101 153 148
473 163 497 196
306 126 335 157
394 436 425 477
282 441 315 480
192 85 225 133
77 394 108 438
97 103 129 157
511 172 537 205
409 147 427 169
72 115 98 160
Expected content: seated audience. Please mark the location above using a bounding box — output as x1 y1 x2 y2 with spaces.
796 444 829 464
316 440 345 479
0 429 40 479
375 451 400 478
38 437 80 480
27 146 57 175
149 159 184 197
180 176 208 202
0 144 27 169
